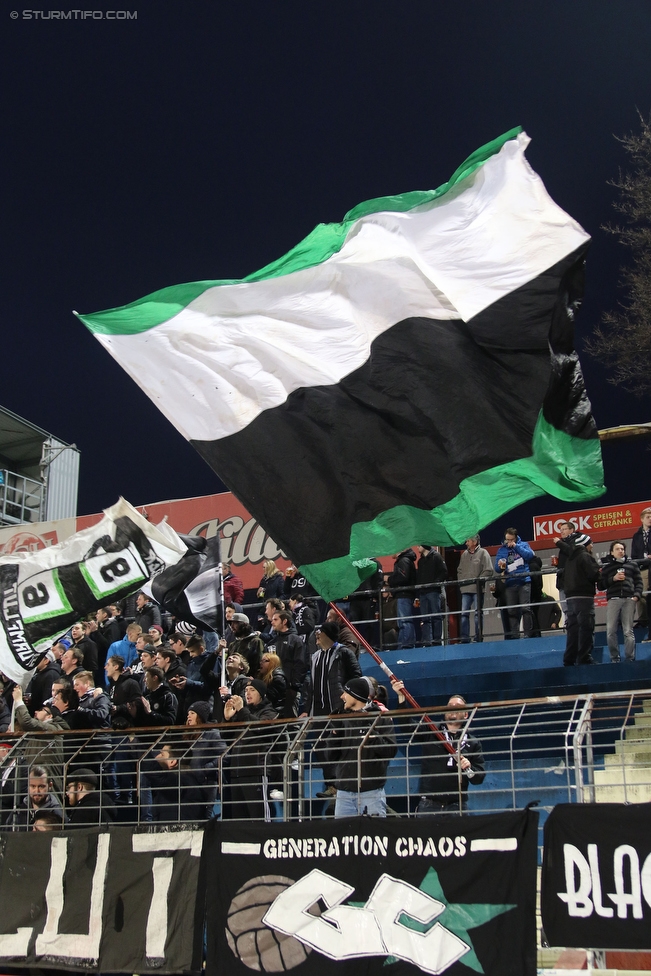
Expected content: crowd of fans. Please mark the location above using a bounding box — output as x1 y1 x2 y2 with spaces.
0 511 648 830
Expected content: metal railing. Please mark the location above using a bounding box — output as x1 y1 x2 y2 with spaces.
0 468 45 525
2 688 650 830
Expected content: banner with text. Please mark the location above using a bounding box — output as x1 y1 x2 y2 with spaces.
532 500 651 545
202 811 538 976
541 803 651 949
0 826 203 972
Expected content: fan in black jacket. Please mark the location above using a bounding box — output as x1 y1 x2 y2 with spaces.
223 679 280 821
322 677 396 818
599 542 643 662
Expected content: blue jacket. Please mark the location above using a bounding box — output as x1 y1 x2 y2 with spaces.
107 636 139 671
494 537 535 586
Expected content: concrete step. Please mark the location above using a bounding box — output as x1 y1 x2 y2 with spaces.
614 737 651 755
594 766 651 788
625 724 651 739
632 712 651 726
605 750 651 766
594 783 651 803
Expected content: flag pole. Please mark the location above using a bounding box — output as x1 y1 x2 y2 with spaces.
218 562 227 688
327 601 456 758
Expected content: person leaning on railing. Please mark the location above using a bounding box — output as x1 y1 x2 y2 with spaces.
223 679 279 821
390 680 485 814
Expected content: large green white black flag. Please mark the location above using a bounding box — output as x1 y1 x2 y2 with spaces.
78 128 605 602
0 826 203 973
541 803 651 949
202 811 538 976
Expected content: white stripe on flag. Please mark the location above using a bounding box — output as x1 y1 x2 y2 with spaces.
221 842 262 855
97 133 589 443
470 838 518 852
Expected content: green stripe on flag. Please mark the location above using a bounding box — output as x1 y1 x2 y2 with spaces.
300 413 605 602
76 127 522 337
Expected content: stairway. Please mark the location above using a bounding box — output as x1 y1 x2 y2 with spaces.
593 700 651 803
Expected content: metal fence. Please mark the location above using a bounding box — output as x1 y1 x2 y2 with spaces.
3 688 650 830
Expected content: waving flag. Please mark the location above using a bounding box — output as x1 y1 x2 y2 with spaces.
77 128 605 601
0 499 187 682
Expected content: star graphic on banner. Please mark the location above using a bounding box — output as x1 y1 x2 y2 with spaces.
385 866 516 973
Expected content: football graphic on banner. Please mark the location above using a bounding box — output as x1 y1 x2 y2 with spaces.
226 876 312 972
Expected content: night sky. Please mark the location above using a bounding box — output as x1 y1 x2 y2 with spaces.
3 1 651 546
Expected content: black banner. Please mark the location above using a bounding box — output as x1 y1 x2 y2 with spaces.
0 825 203 972
202 811 538 976
542 803 651 949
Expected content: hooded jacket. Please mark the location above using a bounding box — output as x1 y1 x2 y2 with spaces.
493 537 535 587
389 549 417 595
558 540 600 598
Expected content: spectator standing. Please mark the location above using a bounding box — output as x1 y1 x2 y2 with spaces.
347 558 383 647
69 621 99 676
109 603 127 638
415 546 447 645
97 606 122 645
289 595 318 659
388 548 418 648
323 677 396 818
222 562 245 605
457 536 493 643
26 652 60 714
258 652 287 714
134 592 162 633
268 611 305 717
106 623 142 673
631 506 651 636
554 521 577 614
494 529 535 639
391 682 485 814
226 614 264 676
556 533 600 666
223 679 278 820
256 560 285 601
142 667 179 725
599 541 643 662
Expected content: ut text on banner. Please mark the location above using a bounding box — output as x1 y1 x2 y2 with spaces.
0 826 203 973
202 810 538 976
541 803 651 949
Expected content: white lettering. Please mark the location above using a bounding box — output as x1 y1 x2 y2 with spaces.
608 845 643 919
263 868 385 958
366 875 470 975
35 835 110 962
557 844 593 917
587 844 613 918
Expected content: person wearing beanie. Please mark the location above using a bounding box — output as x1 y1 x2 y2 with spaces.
555 531 600 666
223 676 279 821
302 622 362 799
187 700 211 725
321 678 396 818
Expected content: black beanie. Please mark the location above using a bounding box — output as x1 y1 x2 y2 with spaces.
188 701 211 724
248 678 267 701
344 677 372 703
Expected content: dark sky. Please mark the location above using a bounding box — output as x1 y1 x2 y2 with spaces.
3 0 651 546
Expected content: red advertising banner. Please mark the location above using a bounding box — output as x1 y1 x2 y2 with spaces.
532 499 651 545
0 493 396 593
0 493 291 591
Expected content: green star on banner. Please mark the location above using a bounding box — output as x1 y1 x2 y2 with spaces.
387 867 516 973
